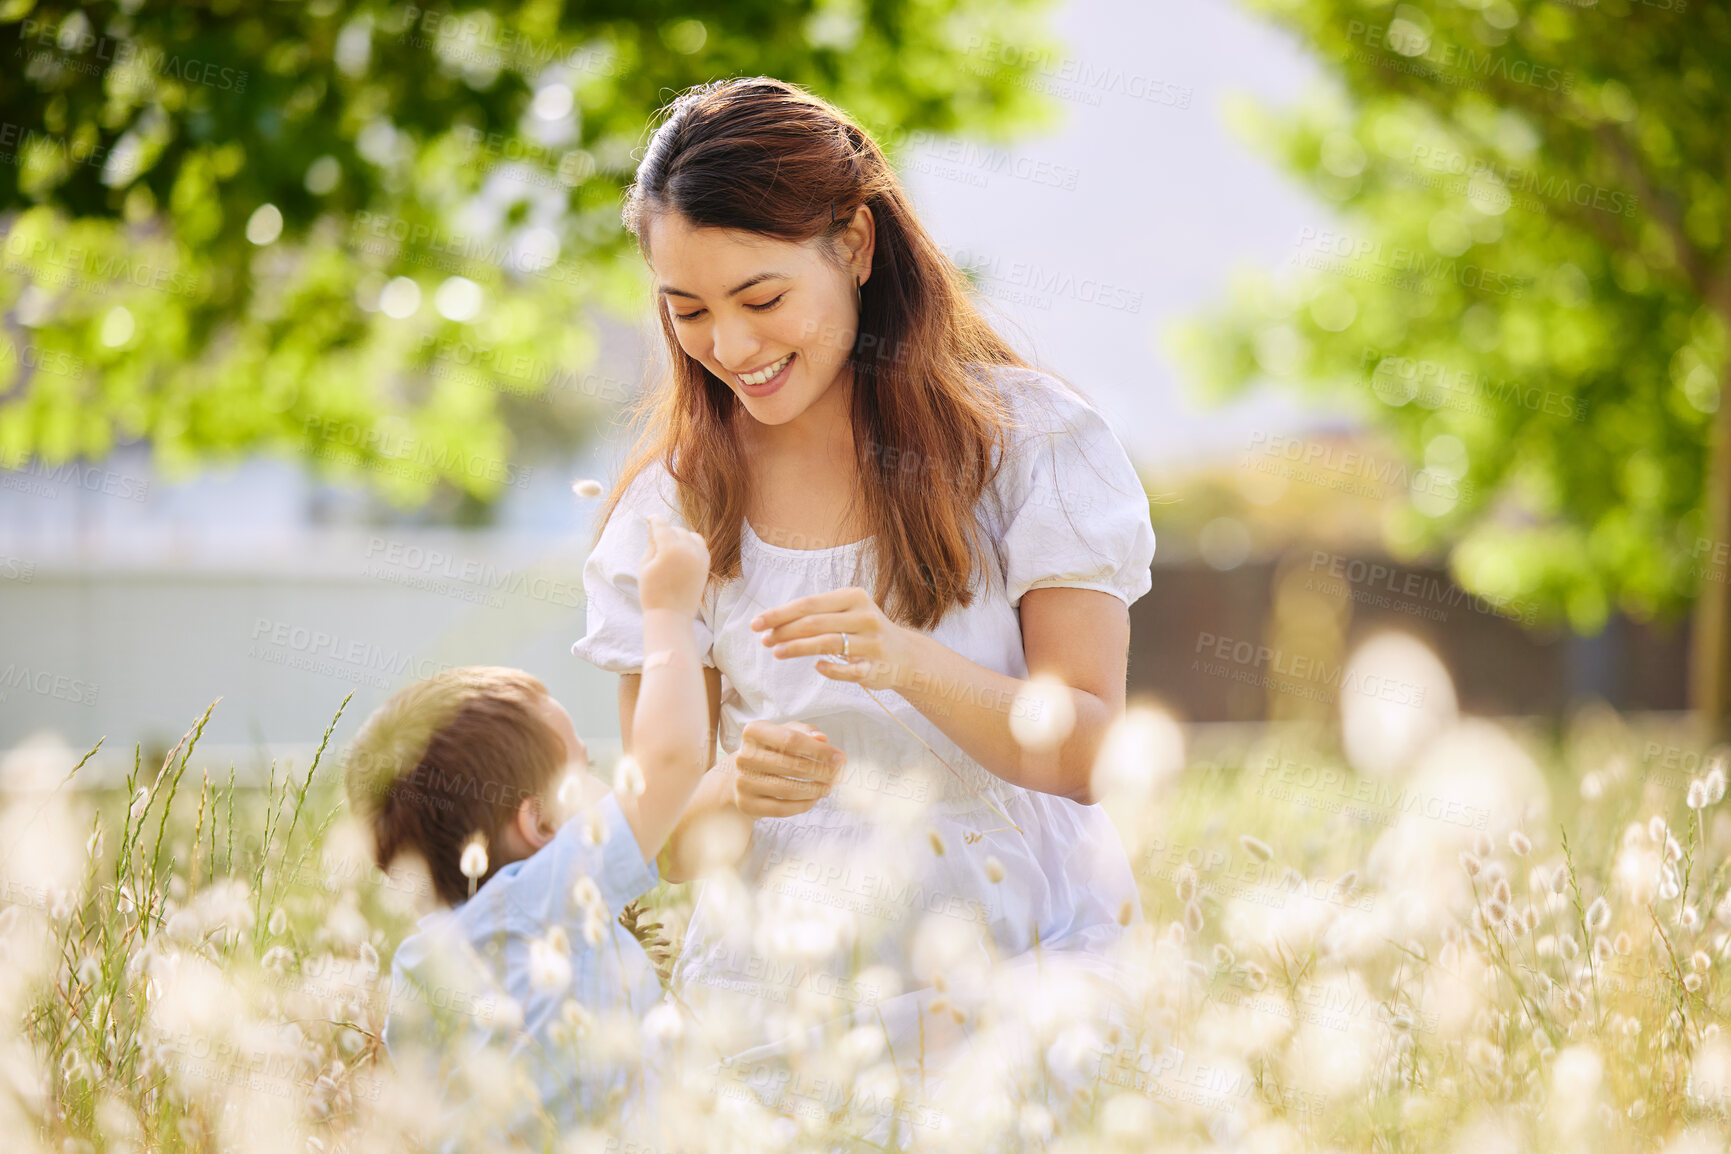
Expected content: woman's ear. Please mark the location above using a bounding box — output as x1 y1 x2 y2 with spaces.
842 204 876 287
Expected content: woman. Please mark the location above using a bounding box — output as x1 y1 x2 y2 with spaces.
572 77 1158 1128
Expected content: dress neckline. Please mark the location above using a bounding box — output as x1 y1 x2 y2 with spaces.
740 517 872 556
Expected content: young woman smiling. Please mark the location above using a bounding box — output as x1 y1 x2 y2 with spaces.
572 77 1158 1100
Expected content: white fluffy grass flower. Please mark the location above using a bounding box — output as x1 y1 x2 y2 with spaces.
572 874 603 916
459 834 489 881
613 755 645 799
528 927 573 993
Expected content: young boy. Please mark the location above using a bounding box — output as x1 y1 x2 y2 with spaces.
343 514 712 1148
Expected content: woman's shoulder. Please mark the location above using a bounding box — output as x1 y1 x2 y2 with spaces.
970 363 1124 482
975 363 1107 448
600 458 685 527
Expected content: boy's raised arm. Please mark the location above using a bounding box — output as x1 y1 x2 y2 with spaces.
614 515 713 864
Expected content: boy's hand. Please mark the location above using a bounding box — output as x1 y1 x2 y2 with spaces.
731 720 845 818
639 514 710 614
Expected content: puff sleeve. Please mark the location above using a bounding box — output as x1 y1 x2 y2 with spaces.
993 374 1157 611
570 466 717 674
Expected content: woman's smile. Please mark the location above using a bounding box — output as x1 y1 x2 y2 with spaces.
736 352 796 395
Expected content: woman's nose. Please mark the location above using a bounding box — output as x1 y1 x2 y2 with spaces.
711 315 763 376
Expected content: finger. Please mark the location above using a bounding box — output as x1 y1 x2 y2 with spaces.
736 768 829 802
742 745 838 785
761 612 862 649
745 723 838 766
749 590 856 634
768 633 867 662
780 739 846 780
742 737 840 778
737 794 818 819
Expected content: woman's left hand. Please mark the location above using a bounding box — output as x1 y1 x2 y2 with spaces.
750 586 919 692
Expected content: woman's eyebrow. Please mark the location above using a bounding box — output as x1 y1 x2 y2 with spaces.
658 271 790 300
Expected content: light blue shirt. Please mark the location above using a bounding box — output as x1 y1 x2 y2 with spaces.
382 791 665 1146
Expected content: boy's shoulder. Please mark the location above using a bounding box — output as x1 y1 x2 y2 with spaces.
457 788 657 938
386 906 522 1049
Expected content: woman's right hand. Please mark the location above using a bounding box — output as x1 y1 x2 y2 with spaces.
730 720 846 818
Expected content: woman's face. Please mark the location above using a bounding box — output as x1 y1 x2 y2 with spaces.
645 209 874 428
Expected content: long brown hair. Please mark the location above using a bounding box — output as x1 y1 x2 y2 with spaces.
596 76 1065 632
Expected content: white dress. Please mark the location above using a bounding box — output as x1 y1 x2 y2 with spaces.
572 366 1158 1125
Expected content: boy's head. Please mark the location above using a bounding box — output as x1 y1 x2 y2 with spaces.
343 666 589 906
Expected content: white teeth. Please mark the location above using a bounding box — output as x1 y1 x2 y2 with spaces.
738 353 792 386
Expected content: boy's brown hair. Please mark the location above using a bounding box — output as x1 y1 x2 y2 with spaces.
343 666 569 906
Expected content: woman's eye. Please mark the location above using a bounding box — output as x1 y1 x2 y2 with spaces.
746 294 786 312
673 308 706 322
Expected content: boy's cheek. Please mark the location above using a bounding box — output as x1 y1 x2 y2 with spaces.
552 769 611 822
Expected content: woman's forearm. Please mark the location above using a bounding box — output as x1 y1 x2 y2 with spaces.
890 630 1107 804
658 752 753 883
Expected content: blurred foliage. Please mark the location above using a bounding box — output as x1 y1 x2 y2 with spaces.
1173 0 1729 637
0 0 1062 505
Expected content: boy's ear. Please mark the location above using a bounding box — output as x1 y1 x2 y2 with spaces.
517 794 556 851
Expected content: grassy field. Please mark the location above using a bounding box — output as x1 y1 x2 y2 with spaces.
3 692 1729 1153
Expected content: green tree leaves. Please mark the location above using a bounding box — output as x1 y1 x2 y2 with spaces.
0 0 1059 502
1175 1 1730 652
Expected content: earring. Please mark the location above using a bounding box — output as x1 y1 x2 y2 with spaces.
856 276 862 311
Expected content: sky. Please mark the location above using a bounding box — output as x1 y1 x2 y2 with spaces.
892 0 1357 471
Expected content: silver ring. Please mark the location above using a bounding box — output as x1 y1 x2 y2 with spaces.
840 632 850 660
